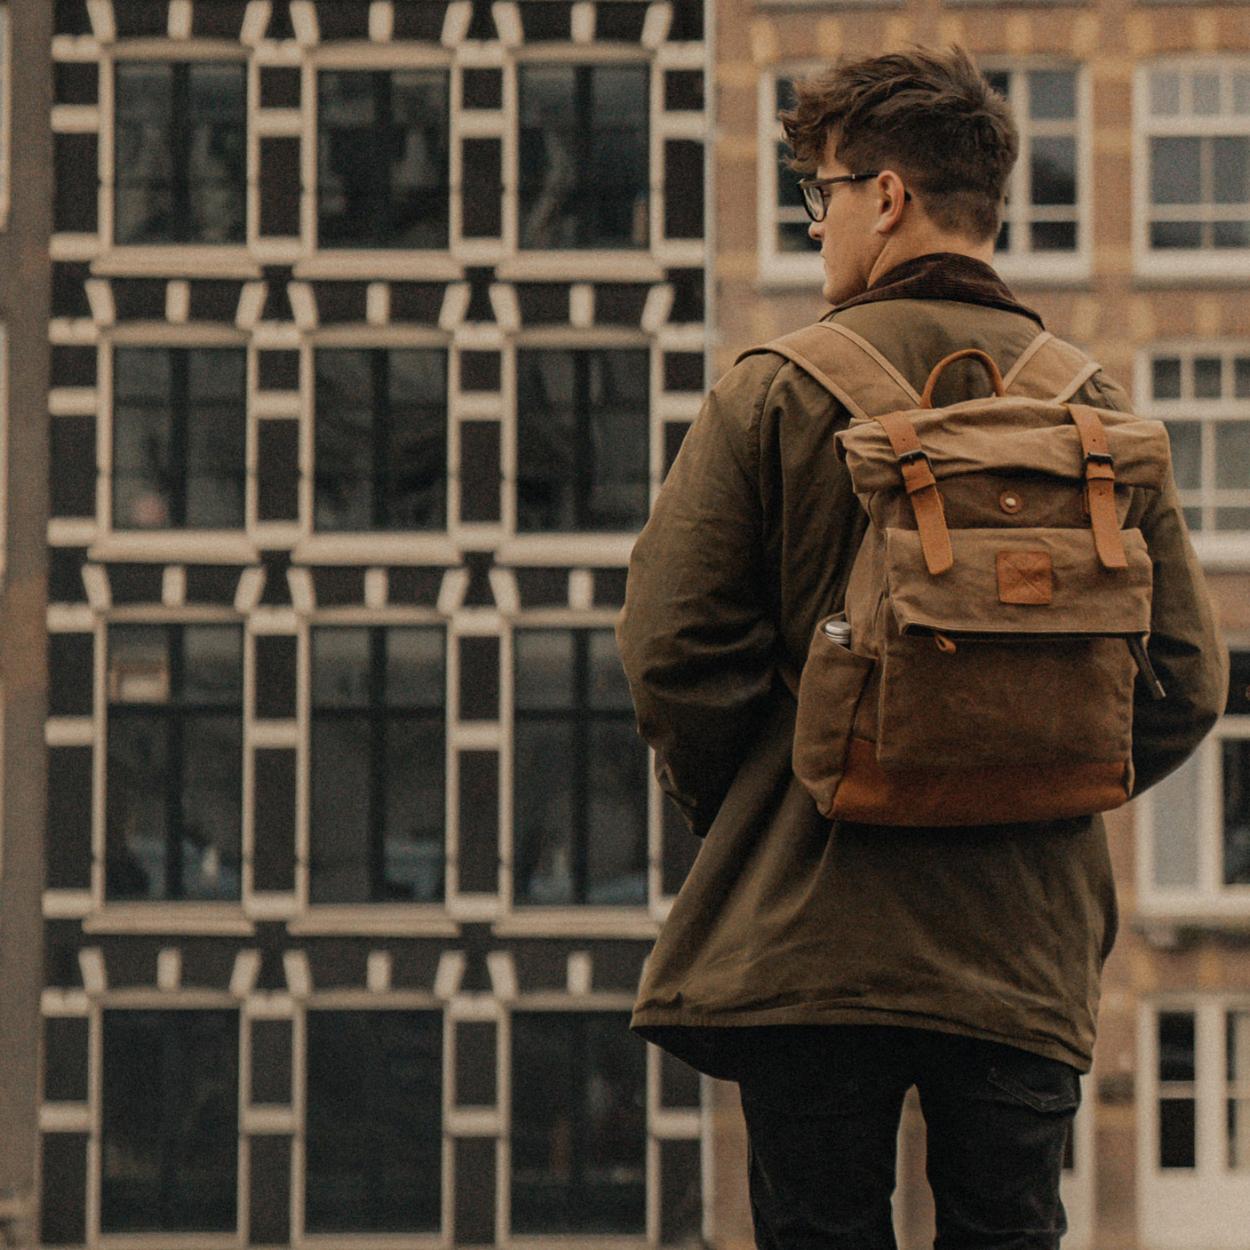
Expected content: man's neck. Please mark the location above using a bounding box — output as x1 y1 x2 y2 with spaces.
866 233 996 290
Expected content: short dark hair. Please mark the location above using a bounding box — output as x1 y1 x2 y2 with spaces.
778 45 1018 242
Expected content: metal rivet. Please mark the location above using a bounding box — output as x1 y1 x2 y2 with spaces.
999 490 1023 515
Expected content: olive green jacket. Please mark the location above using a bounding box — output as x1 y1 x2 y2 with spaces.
616 256 1228 1079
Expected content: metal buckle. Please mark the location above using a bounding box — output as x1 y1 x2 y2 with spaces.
1084 450 1113 465
897 447 928 467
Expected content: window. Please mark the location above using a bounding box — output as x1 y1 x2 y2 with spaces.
309 626 445 903
1141 347 1250 537
114 61 246 245
318 70 450 248
1140 651 1250 908
518 64 650 249
758 72 820 284
314 348 447 531
101 1010 238 1232
1137 60 1250 275
1142 1000 1250 1248
984 66 1087 270
112 348 246 530
515 349 650 532
305 1010 442 1233
512 629 647 906
106 625 243 901
510 1012 645 1234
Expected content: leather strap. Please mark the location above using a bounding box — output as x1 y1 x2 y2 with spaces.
747 342 870 420
815 322 924 405
1068 404 1128 569
921 348 1006 407
871 409 954 575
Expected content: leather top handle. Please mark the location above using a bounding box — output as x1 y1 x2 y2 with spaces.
921 349 1006 408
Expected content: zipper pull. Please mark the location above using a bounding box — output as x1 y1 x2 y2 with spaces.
1128 635 1167 700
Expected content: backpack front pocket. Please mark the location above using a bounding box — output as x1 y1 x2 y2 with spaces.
793 616 876 818
875 525 1152 771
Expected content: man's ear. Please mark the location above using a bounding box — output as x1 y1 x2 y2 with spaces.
872 170 909 235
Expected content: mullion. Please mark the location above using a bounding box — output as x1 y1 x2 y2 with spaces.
171 65 191 244
166 626 186 898
369 628 388 898
169 350 190 527
575 68 594 245
573 633 591 904
371 350 390 528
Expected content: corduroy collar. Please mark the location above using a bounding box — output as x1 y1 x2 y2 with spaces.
823 252 1044 328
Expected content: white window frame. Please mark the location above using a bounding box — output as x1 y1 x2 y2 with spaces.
0 3 11 231
982 59 1092 287
1134 57 1250 283
1137 641 1250 926
1139 998 1250 1250
756 66 823 289
1135 343 1250 568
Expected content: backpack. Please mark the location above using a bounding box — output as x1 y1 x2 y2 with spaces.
740 320 1173 827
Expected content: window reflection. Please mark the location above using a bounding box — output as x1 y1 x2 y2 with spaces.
115 62 246 244
106 625 243 901
516 349 649 532
318 70 450 247
309 627 445 903
101 1011 238 1232
519 64 649 249
511 1013 646 1234
513 629 647 906
315 349 448 531
113 348 246 531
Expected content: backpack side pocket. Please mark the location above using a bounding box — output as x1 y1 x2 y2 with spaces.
793 617 876 818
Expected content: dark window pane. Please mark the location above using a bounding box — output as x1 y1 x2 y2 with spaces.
49 633 94 717
44 1017 90 1102
514 720 576 904
1223 739 1250 885
462 137 502 237
459 421 501 522
259 136 301 236
1159 1011 1195 1082
1216 422 1250 488
115 62 246 244
101 1011 239 1231
255 635 297 719
462 67 502 109
47 746 94 889
54 133 98 232
1160 1098 1196 1168
253 748 296 892
315 349 448 531
1151 220 1203 249
250 1019 292 1104
305 1012 442 1232
1028 69 1076 120
41 1133 88 1245
1215 137 1250 206
258 350 300 390
260 66 301 108
1031 136 1076 206
113 348 246 530
519 65 648 249
1164 422 1201 490
586 720 648 904
1195 356 1223 399
1229 651 1250 715
1030 221 1077 251
310 628 445 903
516 350 649 532
664 140 704 239
665 69 703 111
1153 356 1182 401
1151 137 1202 206
1214 221 1250 249
318 70 450 247
511 1014 645 1233
257 420 300 521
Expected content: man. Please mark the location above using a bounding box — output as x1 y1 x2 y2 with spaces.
615 46 1227 1250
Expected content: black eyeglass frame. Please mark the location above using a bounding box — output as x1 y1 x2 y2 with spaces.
798 171 911 223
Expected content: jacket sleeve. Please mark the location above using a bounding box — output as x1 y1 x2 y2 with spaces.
1130 473 1229 795
615 355 782 837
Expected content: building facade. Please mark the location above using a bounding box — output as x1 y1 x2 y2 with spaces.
37 0 709 1246
711 1 1250 1248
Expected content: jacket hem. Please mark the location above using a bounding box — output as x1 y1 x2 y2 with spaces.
630 1004 1092 1080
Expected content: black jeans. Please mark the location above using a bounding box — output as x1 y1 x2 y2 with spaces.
733 1024 1081 1250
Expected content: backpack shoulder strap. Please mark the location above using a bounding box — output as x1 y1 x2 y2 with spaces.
1004 330 1103 403
735 318 920 420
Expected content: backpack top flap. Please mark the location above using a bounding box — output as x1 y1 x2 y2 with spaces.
835 396 1173 495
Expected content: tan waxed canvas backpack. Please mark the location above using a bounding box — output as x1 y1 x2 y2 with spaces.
741 322 1173 827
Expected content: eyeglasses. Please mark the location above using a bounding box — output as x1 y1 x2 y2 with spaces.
798 172 911 223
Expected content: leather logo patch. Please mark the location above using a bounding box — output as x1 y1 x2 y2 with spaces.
997 550 1053 605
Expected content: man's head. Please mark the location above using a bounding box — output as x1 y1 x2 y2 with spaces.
779 46 1018 305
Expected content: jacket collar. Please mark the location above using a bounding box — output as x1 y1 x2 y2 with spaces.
823 252 1044 328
